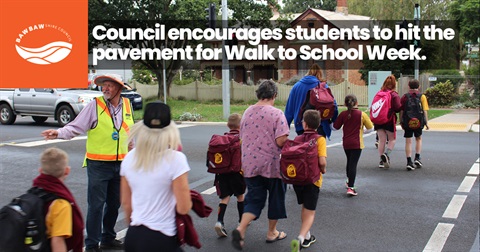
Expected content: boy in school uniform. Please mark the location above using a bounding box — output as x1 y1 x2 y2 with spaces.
291 110 327 252
32 147 84 252
400 79 429 170
214 113 246 237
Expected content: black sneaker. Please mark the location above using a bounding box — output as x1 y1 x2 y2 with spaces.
100 239 124 250
215 221 228 237
85 247 101 252
414 159 423 169
379 161 385 169
381 154 390 169
301 235 316 248
406 162 415 171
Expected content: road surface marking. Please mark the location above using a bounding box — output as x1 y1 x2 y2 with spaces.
442 195 467 219
457 176 477 193
201 187 217 195
3 125 194 147
9 136 88 147
423 223 454 252
468 163 479 175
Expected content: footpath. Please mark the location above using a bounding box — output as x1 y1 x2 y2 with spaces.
421 108 479 132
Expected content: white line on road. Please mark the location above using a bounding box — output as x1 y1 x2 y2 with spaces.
468 163 479 175
201 186 217 195
442 195 468 219
8 136 88 147
423 223 454 252
457 176 477 193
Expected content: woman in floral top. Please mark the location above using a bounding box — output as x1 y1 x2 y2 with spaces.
231 80 290 250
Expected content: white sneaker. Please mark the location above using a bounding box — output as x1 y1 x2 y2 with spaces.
215 222 227 237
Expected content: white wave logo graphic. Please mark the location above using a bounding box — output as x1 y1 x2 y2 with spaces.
15 41 72 65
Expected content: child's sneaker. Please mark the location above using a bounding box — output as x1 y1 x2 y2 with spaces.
406 161 415 171
215 221 227 237
414 159 423 169
347 188 358 196
291 239 301 252
381 154 390 169
379 161 384 168
301 235 316 248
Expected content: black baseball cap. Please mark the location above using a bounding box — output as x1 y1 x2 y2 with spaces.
143 101 171 128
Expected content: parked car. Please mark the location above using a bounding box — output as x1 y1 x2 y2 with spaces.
0 88 102 126
120 83 143 110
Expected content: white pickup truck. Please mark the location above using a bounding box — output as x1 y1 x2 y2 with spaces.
0 88 102 126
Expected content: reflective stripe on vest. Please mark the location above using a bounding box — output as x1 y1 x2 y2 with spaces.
85 97 134 161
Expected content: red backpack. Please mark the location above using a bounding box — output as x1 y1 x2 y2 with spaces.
206 133 241 174
280 131 321 185
370 90 392 125
299 82 336 121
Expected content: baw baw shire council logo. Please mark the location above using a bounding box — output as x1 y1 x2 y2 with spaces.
15 23 72 65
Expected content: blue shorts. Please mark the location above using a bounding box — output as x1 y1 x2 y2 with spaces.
244 176 287 220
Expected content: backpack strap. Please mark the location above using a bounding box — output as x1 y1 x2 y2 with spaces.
28 187 59 203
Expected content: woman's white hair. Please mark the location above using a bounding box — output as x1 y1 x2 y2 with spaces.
128 120 181 172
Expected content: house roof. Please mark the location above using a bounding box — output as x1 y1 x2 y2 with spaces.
272 8 373 29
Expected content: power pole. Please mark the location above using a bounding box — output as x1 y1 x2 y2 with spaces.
414 3 420 80
222 0 230 120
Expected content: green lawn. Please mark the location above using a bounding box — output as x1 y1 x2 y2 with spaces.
135 98 452 122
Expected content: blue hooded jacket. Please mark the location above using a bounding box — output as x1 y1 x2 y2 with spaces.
284 75 338 139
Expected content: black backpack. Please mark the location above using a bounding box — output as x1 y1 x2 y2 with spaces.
0 187 58 252
402 92 425 130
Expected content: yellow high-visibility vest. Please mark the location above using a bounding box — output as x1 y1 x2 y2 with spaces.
85 96 134 162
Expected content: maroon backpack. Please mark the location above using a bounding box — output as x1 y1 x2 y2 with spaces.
280 131 321 185
299 82 336 121
206 133 241 174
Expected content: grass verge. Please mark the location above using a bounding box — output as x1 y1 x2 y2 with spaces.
135 98 452 122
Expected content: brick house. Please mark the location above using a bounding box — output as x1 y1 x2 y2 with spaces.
202 0 372 86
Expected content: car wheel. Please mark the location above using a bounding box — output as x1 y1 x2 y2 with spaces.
57 105 75 126
0 104 17 125
32 116 48 124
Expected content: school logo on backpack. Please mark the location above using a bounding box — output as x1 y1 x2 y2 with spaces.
207 133 241 174
299 82 335 123
280 132 321 185
402 92 425 130
0 187 58 252
370 90 392 125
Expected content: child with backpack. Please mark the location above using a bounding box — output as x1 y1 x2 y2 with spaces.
400 79 429 170
0 147 84 252
370 75 402 169
290 110 327 252
208 113 246 238
333 95 373 196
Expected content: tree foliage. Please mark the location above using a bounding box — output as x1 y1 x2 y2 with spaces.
348 0 453 20
448 0 480 43
88 0 274 99
281 0 336 14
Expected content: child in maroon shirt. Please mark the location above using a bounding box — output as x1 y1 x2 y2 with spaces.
333 95 373 196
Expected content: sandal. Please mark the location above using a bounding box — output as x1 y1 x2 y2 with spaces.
232 229 244 250
266 231 287 243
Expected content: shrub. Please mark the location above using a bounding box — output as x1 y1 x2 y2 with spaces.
283 75 301 86
425 80 455 107
431 69 464 89
178 109 202 121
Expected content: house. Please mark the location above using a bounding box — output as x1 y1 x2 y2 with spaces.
202 0 373 86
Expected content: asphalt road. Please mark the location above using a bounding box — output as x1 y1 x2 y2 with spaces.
0 117 478 252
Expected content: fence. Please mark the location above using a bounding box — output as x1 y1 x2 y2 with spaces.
132 73 477 107
166 81 369 105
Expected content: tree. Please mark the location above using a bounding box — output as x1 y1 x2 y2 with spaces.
449 0 480 43
348 0 454 20
88 0 274 99
281 0 336 14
